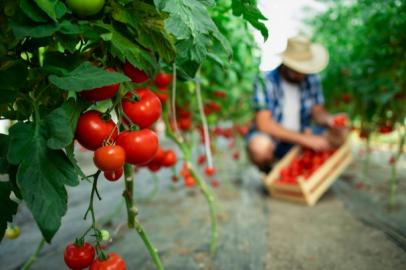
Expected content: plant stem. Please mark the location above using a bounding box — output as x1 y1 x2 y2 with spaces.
21 238 45 270
135 223 163 270
163 107 218 254
389 129 406 206
122 163 163 269
362 137 371 184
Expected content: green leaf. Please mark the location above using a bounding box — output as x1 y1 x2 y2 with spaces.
0 134 10 174
42 108 73 149
61 97 91 134
0 60 29 92
59 20 83 35
35 65 69 76
206 52 224 67
156 0 233 77
211 31 233 63
49 62 131 91
111 1 176 63
9 12 60 38
8 121 78 243
65 143 90 182
95 23 158 79
0 182 19 243
43 51 84 72
34 0 57 21
55 33 78 53
53 0 67 19
231 0 268 41
20 0 51 23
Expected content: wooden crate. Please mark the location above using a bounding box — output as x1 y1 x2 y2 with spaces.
262 139 353 206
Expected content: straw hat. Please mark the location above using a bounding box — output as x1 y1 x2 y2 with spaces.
278 35 329 74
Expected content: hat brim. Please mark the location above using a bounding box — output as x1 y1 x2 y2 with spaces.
278 44 329 74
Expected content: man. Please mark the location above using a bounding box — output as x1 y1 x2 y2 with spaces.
246 35 348 173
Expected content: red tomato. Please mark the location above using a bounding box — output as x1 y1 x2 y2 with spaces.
161 150 177 167
154 73 172 88
203 105 212 115
312 156 323 166
93 145 126 172
154 87 169 103
211 179 220 187
236 125 249 136
89 253 126 270
123 61 150 84
147 147 164 165
184 176 196 187
205 167 216 176
148 163 161 172
213 91 226 98
122 89 162 129
180 169 190 178
177 118 191 131
116 130 159 165
64 242 95 270
379 125 393 134
172 176 178 182
280 167 290 178
232 152 240 160
209 101 221 111
197 154 206 165
303 148 314 158
342 94 351 103
333 115 347 127
75 110 118 151
104 168 124 181
359 130 370 139
389 156 396 165
302 157 312 168
78 68 120 101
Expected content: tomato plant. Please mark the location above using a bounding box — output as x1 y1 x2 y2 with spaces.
64 242 95 270
5 226 20 240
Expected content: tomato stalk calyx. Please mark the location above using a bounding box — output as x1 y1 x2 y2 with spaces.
74 237 85 247
100 112 112 122
129 124 140 132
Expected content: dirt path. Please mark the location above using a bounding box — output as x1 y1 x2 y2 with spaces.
1 143 405 269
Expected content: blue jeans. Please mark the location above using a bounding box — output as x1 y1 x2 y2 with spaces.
245 126 325 159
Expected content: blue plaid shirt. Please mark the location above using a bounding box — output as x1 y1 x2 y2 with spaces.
252 66 325 132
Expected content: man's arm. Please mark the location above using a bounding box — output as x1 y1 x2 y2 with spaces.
311 104 333 126
255 110 304 144
256 110 330 152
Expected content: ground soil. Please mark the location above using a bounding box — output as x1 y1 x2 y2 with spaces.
1 138 405 270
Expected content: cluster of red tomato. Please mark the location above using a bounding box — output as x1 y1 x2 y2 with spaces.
64 241 125 270
176 162 196 186
74 62 172 182
275 148 337 185
138 147 177 171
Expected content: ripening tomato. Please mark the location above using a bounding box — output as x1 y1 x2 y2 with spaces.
205 167 216 176
121 89 162 129
172 176 179 182
197 154 206 165
104 168 124 181
123 61 150 84
5 226 20 239
64 242 95 270
154 87 169 103
232 152 240 160
116 130 159 165
213 91 226 98
89 253 126 270
66 0 105 17
161 150 177 167
93 145 126 172
280 167 289 178
154 73 172 88
178 110 191 119
78 68 120 101
75 110 118 151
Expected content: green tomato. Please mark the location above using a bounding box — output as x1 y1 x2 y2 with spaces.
66 0 105 17
100 230 110 242
5 226 20 239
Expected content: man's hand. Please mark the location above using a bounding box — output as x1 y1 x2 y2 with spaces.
299 134 330 152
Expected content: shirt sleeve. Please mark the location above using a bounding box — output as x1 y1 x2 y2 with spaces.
309 74 325 105
253 74 274 112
